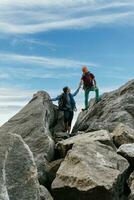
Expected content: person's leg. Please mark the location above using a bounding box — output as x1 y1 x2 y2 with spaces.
84 88 90 109
68 111 74 134
89 86 100 103
63 111 69 132
94 87 100 102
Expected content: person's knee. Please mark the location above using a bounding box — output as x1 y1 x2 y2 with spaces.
68 122 71 127
64 114 68 123
95 88 99 93
94 86 98 90
64 119 67 124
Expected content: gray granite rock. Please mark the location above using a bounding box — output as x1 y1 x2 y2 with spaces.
0 132 40 200
56 130 114 157
73 80 134 133
0 91 59 185
112 123 134 148
52 132 128 200
128 173 134 200
1 80 134 200
117 144 134 164
39 185 53 200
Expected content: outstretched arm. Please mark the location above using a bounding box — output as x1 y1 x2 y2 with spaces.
72 82 82 97
50 95 61 101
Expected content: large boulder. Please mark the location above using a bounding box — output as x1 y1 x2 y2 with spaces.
112 123 134 148
73 80 134 133
52 130 128 200
117 143 134 165
39 185 53 200
0 91 63 184
117 144 134 200
0 132 40 200
128 173 134 200
56 130 114 157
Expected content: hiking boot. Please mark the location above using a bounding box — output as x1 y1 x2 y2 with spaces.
82 108 88 111
67 126 71 134
95 97 101 103
62 128 68 132
62 123 68 132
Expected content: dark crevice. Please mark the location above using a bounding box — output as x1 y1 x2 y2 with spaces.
113 165 133 200
52 186 113 200
55 143 74 159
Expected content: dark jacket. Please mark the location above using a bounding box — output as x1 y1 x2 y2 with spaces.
51 87 80 111
81 71 95 88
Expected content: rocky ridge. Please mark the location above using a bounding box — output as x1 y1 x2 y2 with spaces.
0 80 134 200
73 80 134 133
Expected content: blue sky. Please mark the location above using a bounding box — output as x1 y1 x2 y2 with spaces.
0 0 134 125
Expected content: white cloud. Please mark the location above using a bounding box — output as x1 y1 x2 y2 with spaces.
0 53 98 68
2 68 80 80
10 38 57 51
0 12 133 34
0 87 34 106
0 0 102 10
0 87 35 126
1 0 134 10
0 53 99 84
0 0 134 34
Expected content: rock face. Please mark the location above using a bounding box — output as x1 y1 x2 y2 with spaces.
128 173 134 200
0 91 55 160
117 144 134 200
0 91 63 185
113 123 134 148
39 185 53 200
52 130 128 200
0 132 40 200
56 130 114 157
0 80 134 200
73 80 134 133
117 144 134 165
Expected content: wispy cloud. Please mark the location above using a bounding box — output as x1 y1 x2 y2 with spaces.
0 87 34 126
0 52 98 82
0 0 134 34
10 37 57 51
0 87 33 97
1 67 81 80
0 53 98 69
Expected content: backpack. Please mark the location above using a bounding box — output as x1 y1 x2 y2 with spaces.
58 93 76 111
58 93 66 111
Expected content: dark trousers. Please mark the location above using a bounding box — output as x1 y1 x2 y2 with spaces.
64 110 74 127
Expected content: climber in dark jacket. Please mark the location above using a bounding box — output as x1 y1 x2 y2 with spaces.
50 85 80 134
